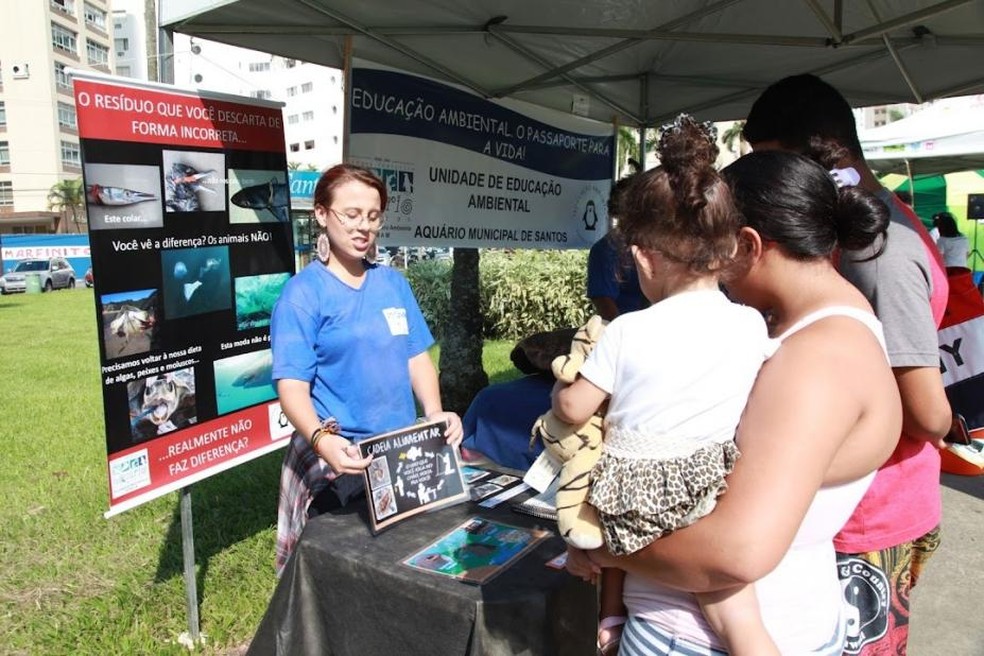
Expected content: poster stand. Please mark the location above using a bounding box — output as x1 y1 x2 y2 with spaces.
180 487 201 644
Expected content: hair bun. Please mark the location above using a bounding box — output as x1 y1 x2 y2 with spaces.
658 114 718 173
657 114 721 218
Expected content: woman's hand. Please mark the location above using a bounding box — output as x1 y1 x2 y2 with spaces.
427 411 464 447
566 546 603 584
314 433 373 474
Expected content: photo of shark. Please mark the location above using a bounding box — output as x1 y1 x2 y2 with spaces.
161 150 225 213
228 169 290 224
83 163 164 230
213 348 276 415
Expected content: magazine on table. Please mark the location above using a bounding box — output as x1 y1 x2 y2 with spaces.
402 516 549 584
358 419 468 534
511 475 559 521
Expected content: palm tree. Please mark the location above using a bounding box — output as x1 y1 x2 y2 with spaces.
47 178 86 233
617 126 640 175
288 161 302 170
721 120 747 156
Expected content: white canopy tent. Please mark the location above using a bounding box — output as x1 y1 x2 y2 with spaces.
159 0 984 133
861 101 984 175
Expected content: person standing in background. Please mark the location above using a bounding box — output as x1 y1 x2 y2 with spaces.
587 175 647 321
742 73 951 656
933 211 970 271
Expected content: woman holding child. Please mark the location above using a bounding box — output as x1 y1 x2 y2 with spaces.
566 121 901 655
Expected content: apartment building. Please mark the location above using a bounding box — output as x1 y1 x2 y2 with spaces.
0 0 114 233
171 34 344 170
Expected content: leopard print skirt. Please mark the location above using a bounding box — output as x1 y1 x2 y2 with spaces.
588 439 740 556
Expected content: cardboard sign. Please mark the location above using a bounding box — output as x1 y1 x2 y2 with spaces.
359 420 467 533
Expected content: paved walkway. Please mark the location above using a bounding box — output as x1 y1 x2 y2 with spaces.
908 473 983 655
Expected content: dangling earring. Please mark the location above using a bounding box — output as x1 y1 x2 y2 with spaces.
316 230 331 264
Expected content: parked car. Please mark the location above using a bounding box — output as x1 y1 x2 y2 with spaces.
0 257 76 294
84 267 94 288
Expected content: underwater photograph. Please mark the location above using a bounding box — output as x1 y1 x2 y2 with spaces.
160 245 232 320
213 348 275 415
234 272 290 330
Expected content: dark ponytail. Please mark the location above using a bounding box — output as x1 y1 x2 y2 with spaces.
834 186 889 254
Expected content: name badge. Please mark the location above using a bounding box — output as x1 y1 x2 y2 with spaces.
383 307 409 335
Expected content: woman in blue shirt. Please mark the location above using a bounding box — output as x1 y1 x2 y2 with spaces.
272 164 462 572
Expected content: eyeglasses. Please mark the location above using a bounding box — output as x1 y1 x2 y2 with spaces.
327 207 385 232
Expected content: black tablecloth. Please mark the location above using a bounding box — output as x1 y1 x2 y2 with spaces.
247 494 597 656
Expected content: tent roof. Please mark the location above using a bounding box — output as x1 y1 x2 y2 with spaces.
861 101 984 175
160 0 984 128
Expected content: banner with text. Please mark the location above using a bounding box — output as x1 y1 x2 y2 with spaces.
350 63 615 250
72 72 296 517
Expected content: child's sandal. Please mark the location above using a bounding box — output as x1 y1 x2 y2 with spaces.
597 615 626 656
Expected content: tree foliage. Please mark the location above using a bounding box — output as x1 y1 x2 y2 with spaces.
47 178 86 233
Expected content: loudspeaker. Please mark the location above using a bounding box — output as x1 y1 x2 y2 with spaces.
969 193 984 221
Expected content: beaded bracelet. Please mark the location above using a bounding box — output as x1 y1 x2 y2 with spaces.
310 427 326 451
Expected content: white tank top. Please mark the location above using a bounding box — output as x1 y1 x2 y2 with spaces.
623 306 885 654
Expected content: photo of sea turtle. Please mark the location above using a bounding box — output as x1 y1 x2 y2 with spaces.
127 366 198 440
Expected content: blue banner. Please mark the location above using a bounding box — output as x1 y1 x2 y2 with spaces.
351 68 612 182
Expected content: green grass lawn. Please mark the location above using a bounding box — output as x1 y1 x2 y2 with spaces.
0 288 521 654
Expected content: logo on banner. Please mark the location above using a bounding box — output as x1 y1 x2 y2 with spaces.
838 557 890 653
267 402 294 441
572 184 608 247
109 449 151 498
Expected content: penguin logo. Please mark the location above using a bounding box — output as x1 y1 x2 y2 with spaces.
582 200 599 230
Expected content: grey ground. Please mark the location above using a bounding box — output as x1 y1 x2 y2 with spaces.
908 473 983 655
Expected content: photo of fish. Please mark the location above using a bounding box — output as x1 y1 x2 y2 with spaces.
127 366 197 441
100 288 159 359
228 169 290 224
160 245 232 319
86 184 157 206
83 163 164 230
213 349 276 415
161 150 225 213
234 272 290 330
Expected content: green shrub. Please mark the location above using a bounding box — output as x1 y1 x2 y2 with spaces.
406 249 592 341
405 259 453 339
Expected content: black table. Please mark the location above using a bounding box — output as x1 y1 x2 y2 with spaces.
246 492 597 656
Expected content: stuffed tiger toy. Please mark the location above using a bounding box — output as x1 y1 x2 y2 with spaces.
530 314 607 550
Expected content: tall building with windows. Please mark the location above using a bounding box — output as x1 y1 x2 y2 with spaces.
171 34 344 170
111 0 149 81
0 0 114 233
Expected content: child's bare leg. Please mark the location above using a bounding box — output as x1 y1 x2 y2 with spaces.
598 568 627 655
697 584 779 656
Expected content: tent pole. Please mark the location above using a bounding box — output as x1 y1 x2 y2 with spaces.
638 74 648 171
342 36 352 163
904 158 915 212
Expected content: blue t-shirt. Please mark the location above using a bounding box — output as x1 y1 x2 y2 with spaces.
271 261 434 441
587 233 645 316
